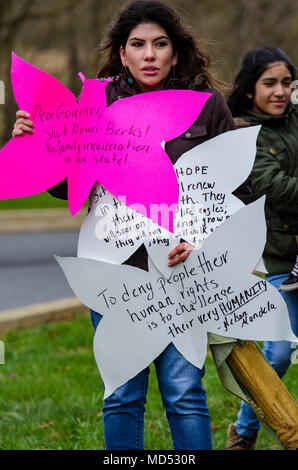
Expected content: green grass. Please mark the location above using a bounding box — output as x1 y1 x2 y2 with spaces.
0 313 296 450
0 192 68 210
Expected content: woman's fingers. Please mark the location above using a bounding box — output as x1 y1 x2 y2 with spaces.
12 128 25 136
16 110 30 119
12 123 34 136
12 113 34 137
14 117 34 128
168 242 194 267
14 117 34 130
12 126 34 136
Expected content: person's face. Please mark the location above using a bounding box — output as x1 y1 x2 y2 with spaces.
247 62 292 116
120 22 178 93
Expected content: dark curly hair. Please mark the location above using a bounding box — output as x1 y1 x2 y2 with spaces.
227 46 296 117
97 0 227 93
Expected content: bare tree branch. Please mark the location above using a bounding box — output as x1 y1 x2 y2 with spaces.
0 0 38 41
27 0 80 19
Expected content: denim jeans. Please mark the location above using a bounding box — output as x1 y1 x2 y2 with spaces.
91 309 213 450
235 273 298 438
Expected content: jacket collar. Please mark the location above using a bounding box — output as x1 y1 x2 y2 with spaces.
109 71 193 97
240 103 296 126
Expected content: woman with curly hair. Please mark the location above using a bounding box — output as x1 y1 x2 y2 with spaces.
226 46 298 450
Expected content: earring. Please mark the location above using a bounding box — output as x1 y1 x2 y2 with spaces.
123 66 134 84
171 66 176 80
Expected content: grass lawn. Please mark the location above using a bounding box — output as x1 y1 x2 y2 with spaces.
0 313 296 450
0 192 69 210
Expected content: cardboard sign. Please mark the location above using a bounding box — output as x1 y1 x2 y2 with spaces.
57 198 297 398
0 53 211 230
78 127 262 278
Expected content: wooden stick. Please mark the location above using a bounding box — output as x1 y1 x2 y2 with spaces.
226 340 298 450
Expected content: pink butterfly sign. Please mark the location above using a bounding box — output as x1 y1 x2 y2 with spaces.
0 53 211 231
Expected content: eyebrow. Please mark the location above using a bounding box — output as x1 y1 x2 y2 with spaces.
128 35 170 42
261 76 292 81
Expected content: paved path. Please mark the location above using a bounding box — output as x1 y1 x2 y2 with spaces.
0 231 79 311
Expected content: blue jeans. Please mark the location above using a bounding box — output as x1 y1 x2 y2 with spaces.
91 309 213 450
235 273 298 438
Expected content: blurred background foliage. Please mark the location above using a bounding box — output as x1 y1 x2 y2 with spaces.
0 0 298 145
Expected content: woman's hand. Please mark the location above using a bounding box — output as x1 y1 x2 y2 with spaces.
12 110 34 137
168 241 194 267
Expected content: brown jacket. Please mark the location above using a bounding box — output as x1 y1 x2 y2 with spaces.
49 76 250 269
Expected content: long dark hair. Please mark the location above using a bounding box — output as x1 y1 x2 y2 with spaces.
97 0 227 92
227 46 296 116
